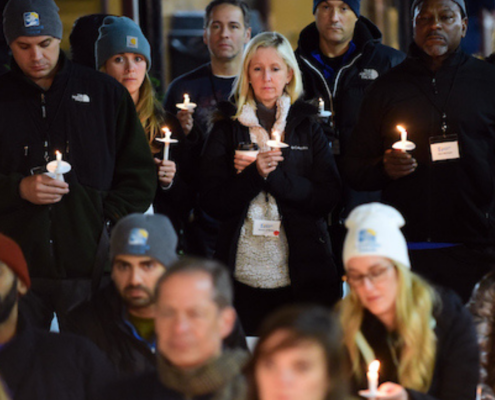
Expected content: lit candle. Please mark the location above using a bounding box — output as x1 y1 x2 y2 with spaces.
397 125 407 147
318 98 324 114
367 360 380 397
183 94 190 107
272 130 281 145
162 127 172 161
476 384 482 400
392 125 416 152
55 151 62 172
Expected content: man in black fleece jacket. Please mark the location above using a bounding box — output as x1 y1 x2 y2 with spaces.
0 0 156 329
343 0 495 302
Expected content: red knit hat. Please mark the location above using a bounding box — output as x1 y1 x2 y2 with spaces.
0 234 30 289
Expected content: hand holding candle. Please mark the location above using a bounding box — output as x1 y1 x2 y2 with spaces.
392 125 416 152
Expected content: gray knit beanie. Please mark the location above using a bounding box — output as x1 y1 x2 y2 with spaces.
411 0 466 18
3 0 63 45
110 213 178 268
313 0 361 17
95 16 151 70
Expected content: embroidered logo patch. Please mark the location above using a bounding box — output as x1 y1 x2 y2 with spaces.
129 228 149 245
127 228 150 254
357 228 380 252
24 12 40 28
71 94 90 103
291 146 309 151
359 69 379 80
127 36 138 49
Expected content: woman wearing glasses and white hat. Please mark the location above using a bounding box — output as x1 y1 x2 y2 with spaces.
339 203 479 400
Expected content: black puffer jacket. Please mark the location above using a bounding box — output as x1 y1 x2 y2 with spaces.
0 313 117 400
295 18 405 156
344 44 495 243
200 100 342 305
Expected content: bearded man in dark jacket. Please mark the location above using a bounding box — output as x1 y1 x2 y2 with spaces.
295 0 405 271
0 233 116 400
64 214 247 376
0 0 156 330
344 0 495 302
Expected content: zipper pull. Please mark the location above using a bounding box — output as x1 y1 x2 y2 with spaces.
41 93 46 119
432 77 438 95
44 140 49 162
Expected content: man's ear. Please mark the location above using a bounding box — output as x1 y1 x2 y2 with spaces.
219 306 236 339
244 27 252 43
461 17 468 38
17 279 27 296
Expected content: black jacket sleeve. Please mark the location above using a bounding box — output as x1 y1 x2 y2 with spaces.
266 120 341 216
342 85 392 192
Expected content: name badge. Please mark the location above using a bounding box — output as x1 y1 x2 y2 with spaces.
253 220 281 237
429 134 460 162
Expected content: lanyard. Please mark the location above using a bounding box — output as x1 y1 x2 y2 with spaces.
413 61 461 136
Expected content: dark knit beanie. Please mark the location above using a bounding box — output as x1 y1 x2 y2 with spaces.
70 14 110 69
110 214 178 268
95 16 151 70
0 234 31 290
3 0 63 45
313 0 361 17
411 0 466 18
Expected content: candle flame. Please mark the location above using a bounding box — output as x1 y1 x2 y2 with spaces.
184 94 190 105
396 125 406 134
369 360 380 373
162 127 172 140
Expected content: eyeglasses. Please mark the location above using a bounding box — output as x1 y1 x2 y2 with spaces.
343 265 393 287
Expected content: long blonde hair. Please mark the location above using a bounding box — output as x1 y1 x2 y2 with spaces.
232 31 303 120
135 73 164 153
339 263 438 392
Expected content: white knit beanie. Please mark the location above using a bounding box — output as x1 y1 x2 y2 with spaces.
343 203 410 269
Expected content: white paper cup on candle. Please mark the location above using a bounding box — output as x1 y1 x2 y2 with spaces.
235 142 259 160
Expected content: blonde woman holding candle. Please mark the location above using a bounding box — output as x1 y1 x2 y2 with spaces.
339 203 479 400
200 32 341 334
245 305 349 400
96 16 196 236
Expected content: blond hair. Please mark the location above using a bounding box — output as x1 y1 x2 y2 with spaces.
135 73 164 154
232 31 303 119
339 263 438 392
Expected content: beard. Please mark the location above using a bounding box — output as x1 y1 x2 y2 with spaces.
0 277 18 324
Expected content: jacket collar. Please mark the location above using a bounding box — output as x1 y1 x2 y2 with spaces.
296 17 382 59
406 42 468 72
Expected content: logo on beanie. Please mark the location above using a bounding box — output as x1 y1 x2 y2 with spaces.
24 12 40 28
127 36 138 49
357 229 380 252
127 228 150 254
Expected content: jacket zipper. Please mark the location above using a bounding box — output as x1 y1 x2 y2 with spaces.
42 92 56 260
300 52 363 127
